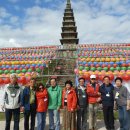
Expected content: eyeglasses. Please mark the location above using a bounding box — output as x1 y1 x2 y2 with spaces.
91 78 96 80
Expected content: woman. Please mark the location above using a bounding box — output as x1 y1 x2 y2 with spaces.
114 77 130 130
62 80 77 130
36 83 48 130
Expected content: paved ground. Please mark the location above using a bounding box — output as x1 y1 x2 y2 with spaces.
0 116 120 130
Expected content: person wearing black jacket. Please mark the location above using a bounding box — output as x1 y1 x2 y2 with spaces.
76 77 88 130
99 76 115 130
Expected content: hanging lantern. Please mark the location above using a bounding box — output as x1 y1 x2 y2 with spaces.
0 78 4 85
4 78 10 84
122 74 130 81
20 76 26 84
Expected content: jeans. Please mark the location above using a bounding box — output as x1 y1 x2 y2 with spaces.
103 106 115 130
118 106 128 130
5 108 20 130
48 109 60 130
24 105 36 130
77 107 88 130
126 110 130 130
37 112 46 130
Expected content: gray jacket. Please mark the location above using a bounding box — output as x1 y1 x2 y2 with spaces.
2 84 23 109
114 86 130 106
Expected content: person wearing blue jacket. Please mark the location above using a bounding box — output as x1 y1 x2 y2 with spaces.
99 76 115 130
21 78 36 130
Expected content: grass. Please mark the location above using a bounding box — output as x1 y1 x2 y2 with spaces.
0 112 5 121
0 113 24 121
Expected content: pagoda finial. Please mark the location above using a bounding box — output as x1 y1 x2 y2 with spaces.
60 0 79 45
67 0 71 4
66 0 71 9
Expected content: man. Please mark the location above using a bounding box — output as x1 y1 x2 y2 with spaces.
99 76 115 130
21 78 36 130
114 77 130 130
47 78 62 130
124 81 130 129
87 75 101 130
126 94 130 130
1 73 22 130
76 77 88 130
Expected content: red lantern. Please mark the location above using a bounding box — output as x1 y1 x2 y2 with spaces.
122 75 130 81
122 63 127 67
83 73 90 80
0 78 4 85
99 75 104 81
84 64 88 67
113 64 117 68
95 64 100 68
109 74 114 81
95 74 99 80
117 74 123 79
30 66 35 71
20 76 26 84
102 64 106 68
19 67 23 71
14 67 18 70
74 69 79 74
25 66 29 70
107 64 111 69
4 78 10 84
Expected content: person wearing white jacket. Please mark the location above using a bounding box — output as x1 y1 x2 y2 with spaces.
1 73 22 130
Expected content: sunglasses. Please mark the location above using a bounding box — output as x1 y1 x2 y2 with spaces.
91 78 96 80
39 86 44 89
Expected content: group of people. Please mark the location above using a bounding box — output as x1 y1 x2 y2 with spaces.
1 73 130 130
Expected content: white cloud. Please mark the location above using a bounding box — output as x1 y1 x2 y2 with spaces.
0 38 22 48
0 5 64 47
0 0 130 47
10 16 19 23
73 0 130 43
0 7 11 18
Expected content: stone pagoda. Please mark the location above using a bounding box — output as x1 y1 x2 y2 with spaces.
60 0 79 46
57 0 79 58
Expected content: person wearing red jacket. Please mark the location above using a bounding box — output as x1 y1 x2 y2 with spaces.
62 80 77 130
36 83 48 130
86 75 101 130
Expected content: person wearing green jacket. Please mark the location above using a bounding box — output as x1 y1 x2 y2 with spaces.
48 78 62 130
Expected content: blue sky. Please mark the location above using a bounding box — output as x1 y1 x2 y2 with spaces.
0 0 130 47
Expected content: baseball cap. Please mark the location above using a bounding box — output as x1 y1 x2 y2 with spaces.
90 75 96 79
